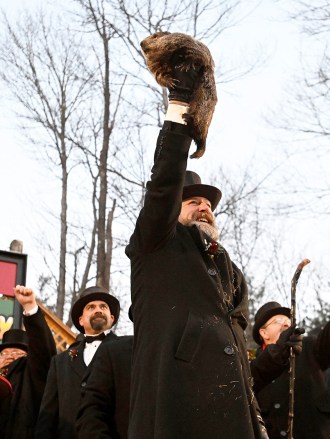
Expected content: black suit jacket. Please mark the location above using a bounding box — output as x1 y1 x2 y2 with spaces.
76 335 133 439
0 308 56 439
34 331 118 439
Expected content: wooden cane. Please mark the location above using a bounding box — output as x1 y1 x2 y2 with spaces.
287 258 310 439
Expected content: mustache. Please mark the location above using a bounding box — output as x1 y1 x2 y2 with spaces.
193 212 214 224
90 313 107 322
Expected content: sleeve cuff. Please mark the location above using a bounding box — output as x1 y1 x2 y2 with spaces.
23 304 39 316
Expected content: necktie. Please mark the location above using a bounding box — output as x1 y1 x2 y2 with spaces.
84 332 106 344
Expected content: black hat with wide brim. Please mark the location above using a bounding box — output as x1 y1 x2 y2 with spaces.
182 171 222 211
253 301 291 345
0 329 28 353
71 286 120 333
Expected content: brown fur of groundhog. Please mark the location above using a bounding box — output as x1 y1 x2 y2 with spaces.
140 31 217 159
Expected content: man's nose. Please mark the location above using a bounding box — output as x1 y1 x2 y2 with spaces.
199 202 211 211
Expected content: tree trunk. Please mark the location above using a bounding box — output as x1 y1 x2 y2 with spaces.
96 34 111 289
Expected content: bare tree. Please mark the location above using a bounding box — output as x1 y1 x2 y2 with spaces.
0 0 267 328
264 1 330 217
0 10 96 319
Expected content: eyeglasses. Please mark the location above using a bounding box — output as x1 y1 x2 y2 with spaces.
0 350 27 358
263 317 291 329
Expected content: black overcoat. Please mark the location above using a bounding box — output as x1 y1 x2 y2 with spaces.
126 124 264 439
0 308 56 439
34 331 118 439
76 335 133 439
252 321 330 438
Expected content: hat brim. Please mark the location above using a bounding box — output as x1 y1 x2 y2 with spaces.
253 306 291 345
0 342 28 353
182 184 222 211
0 375 12 400
128 305 133 322
71 292 120 333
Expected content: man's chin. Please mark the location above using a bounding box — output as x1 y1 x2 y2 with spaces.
190 221 219 241
91 318 107 332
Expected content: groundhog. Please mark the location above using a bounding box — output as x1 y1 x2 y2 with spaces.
140 31 217 159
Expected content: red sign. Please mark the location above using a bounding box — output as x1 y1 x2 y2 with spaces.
0 261 17 297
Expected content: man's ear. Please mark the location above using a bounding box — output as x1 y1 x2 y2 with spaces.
259 328 268 343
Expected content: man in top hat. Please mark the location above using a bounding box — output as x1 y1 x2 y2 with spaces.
125 65 268 438
0 285 56 439
35 286 121 439
250 301 330 439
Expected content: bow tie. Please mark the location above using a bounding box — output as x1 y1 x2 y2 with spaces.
84 333 106 344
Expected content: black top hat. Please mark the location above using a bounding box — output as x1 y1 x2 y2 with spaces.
253 301 291 345
71 286 120 333
0 329 28 353
182 171 222 211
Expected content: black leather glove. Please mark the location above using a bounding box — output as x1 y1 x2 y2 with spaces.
168 61 202 103
268 326 305 364
278 326 305 355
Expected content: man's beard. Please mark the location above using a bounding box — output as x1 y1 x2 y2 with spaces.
190 220 219 241
90 314 108 332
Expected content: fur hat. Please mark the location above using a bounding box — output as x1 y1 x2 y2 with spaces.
0 329 28 353
182 171 222 211
71 286 120 333
253 301 291 345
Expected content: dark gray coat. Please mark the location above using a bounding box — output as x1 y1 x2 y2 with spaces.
34 331 118 439
126 124 264 439
0 309 56 439
252 322 330 438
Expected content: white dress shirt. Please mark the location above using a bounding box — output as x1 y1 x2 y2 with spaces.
83 329 111 366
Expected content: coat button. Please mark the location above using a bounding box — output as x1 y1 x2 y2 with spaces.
274 403 280 409
208 268 217 276
224 346 234 355
280 431 287 436
81 381 87 387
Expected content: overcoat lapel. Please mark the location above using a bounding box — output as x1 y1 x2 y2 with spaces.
6 356 25 378
188 225 234 310
68 342 87 379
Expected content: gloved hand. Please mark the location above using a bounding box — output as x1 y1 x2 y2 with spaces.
168 61 202 103
277 326 305 355
268 326 305 364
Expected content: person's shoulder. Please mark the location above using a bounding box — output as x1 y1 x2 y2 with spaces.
230 259 242 274
116 335 134 345
53 341 82 362
106 334 133 346
99 335 133 354
55 350 72 361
